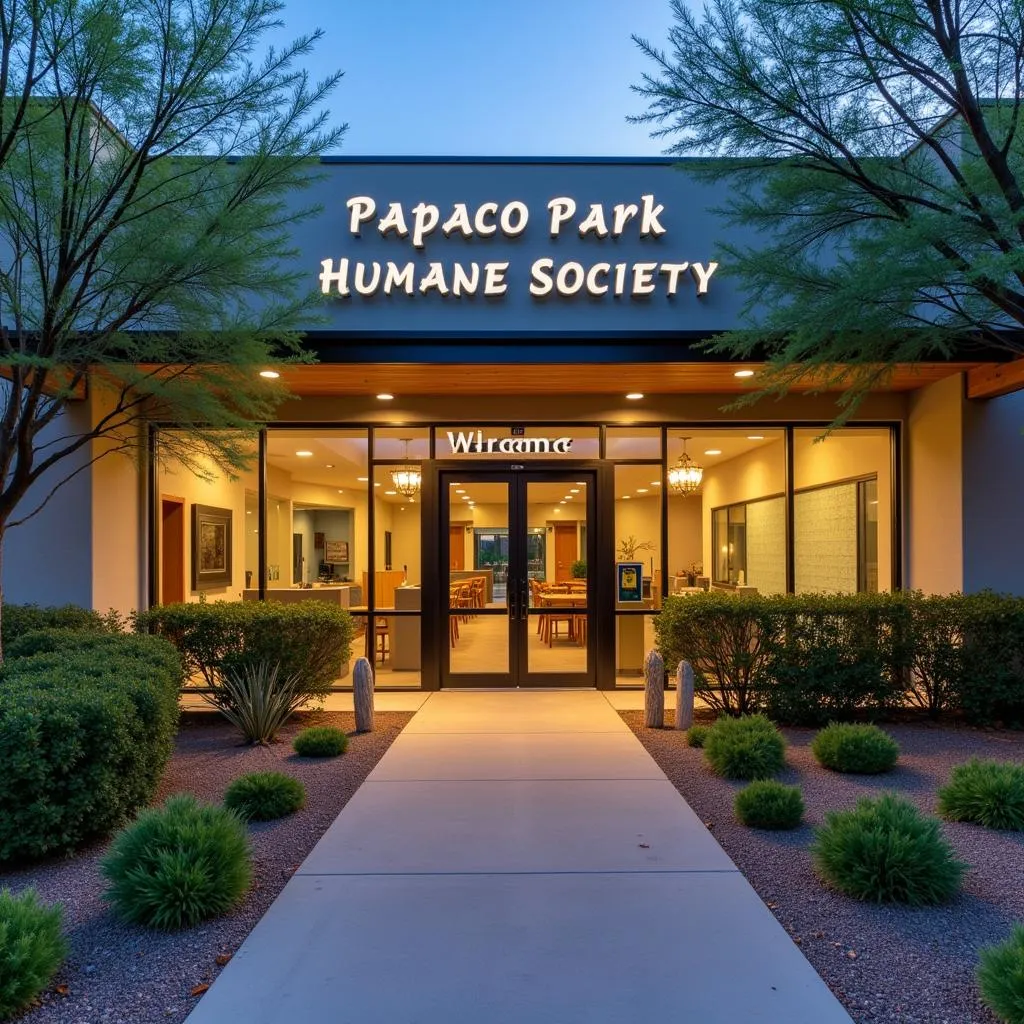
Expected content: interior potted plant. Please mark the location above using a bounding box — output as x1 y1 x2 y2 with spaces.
570 559 587 579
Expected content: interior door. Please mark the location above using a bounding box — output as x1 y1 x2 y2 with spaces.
440 469 595 688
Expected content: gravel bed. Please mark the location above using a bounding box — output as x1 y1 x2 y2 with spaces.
622 711 1024 1024
1 709 412 1024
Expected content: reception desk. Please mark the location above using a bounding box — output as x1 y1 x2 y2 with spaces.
243 584 361 607
389 585 421 671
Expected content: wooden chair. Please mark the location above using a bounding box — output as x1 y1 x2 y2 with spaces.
375 620 389 663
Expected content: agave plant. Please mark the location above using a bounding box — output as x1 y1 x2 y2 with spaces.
203 660 307 744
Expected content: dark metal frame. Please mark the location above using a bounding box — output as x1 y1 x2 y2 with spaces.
147 417 904 689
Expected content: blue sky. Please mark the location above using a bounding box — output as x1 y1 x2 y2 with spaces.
271 0 679 155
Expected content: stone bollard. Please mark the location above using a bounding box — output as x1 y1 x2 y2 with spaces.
676 660 695 731
644 649 665 728
353 656 375 732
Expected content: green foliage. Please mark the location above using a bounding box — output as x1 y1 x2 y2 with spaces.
812 794 965 905
2 604 114 649
632 1 1024 418
0 0 346 555
811 724 900 774
0 888 67 1019
211 660 308 744
937 760 1024 832
0 632 183 865
102 795 251 930
136 601 353 706
293 725 348 758
570 559 587 579
656 591 1024 725
703 714 786 780
734 780 804 830
977 924 1024 1024
224 772 305 821
686 724 710 748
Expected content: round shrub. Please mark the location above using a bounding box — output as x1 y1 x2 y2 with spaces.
0 632 183 865
0 888 67 1019
686 724 710 748
977 923 1024 1024
293 725 348 757
938 759 1024 831
811 794 965 905
703 714 786 780
102 794 251 930
224 772 306 821
734 780 804 830
811 723 900 774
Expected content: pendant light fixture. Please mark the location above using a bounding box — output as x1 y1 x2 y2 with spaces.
391 438 422 498
667 436 703 496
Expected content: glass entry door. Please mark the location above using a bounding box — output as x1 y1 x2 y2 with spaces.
441 469 595 687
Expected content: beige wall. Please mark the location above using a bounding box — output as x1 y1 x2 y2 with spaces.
667 494 703 576
907 375 964 593
614 496 661 577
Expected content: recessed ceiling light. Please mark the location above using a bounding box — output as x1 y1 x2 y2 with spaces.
637 488 648 493
575 481 585 485
384 490 397 495
462 495 471 500
357 476 368 482
325 463 334 468
734 369 755 378
373 482 381 487
559 500 566 504
704 449 722 455
259 370 280 379
246 510 252 515
295 450 313 457
747 435 765 440
622 495 631 500
570 488 580 493
455 489 466 494
651 481 661 486
337 489 344 494
625 392 644 400
377 393 394 400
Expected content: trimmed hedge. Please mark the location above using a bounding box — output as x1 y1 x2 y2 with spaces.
655 590 1024 725
135 601 354 701
0 631 183 865
2 603 117 648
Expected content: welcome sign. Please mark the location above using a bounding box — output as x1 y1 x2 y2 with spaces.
446 430 573 455
319 194 718 301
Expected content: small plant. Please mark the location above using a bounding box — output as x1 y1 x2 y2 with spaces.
224 772 306 822
617 535 655 561
206 661 308 744
703 714 786 780
0 888 67 1019
977 924 1024 1024
938 760 1024 831
686 724 710 748
811 723 900 774
570 559 587 579
293 725 348 757
734 780 804 830
102 794 252 930
812 794 965 905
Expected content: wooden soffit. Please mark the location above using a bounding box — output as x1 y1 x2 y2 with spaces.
966 359 1024 399
273 361 982 398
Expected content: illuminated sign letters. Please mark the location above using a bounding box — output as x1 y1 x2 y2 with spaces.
319 194 718 302
446 431 573 455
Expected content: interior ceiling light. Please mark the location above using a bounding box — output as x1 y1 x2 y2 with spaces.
570 488 580 494
575 481 586 485
259 370 280 379
747 435 765 440
621 495 631 500
637 488 648 493
704 449 722 456
337 489 344 494
377 393 394 400
651 481 661 486
357 476 369 482
455 489 466 494
391 438 422 498
625 392 644 400
325 463 334 468
668 436 703 496
295 450 313 457
384 490 397 496
734 369 755 378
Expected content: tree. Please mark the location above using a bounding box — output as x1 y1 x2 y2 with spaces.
632 0 1024 411
0 0 346 652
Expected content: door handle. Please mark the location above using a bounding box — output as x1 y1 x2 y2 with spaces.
520 584 529 622
508 589 517 619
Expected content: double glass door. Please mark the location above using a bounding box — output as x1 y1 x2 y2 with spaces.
442 469 595 687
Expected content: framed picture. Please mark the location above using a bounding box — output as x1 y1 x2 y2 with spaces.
324 539 349 564
191 504 232 590
616 561 644 603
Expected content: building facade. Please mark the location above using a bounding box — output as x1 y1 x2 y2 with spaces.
6 157 1022 689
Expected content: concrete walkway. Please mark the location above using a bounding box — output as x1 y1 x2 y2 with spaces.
186 691 852 1024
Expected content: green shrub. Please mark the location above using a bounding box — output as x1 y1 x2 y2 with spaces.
570 559 587 579
0 888 67 1019
903 592 968 718
224 772 306 821
1 604 114 648
0 632 183 865
135 601 354 706
102 794 251 930
937 760 1024 831
734 780 804 829
703 714 786 780
812 794 965 904
211 660 308 744
686 724 710 748
977 924 1024 1024
956 592 1024 727
293 725 348 757
811 723 900 774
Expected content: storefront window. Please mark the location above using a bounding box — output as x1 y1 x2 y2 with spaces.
793 427 892 593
